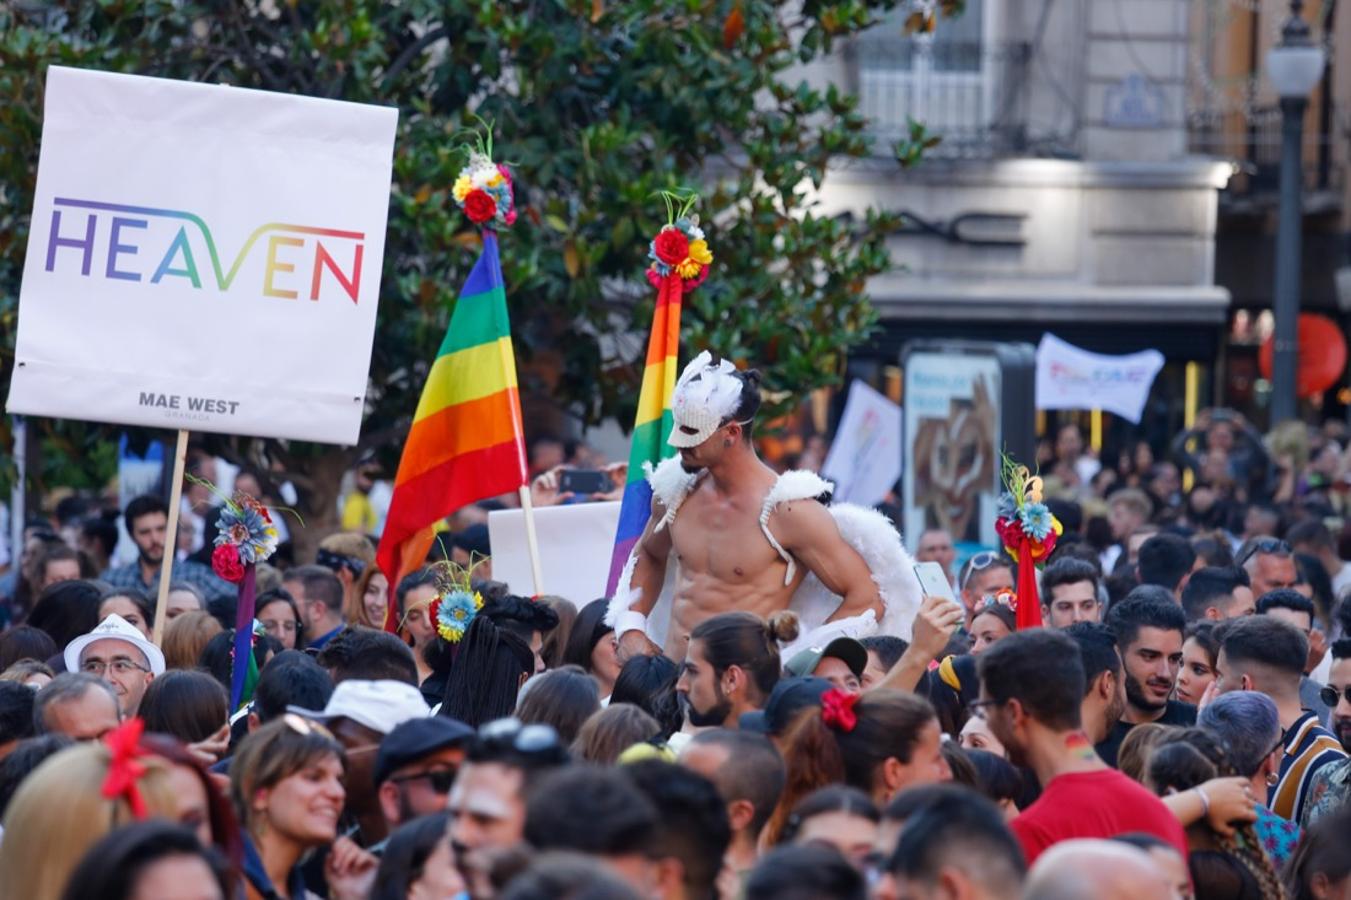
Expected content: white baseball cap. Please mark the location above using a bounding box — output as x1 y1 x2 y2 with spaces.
668 351 745 449
290 679 430 735
64 613 166 676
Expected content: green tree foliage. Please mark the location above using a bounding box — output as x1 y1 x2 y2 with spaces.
0 0 929 543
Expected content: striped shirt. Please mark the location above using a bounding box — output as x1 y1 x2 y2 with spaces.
1269 710 1347 822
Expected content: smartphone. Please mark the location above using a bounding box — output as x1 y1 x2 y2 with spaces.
559 468 612 496
914 561 960 608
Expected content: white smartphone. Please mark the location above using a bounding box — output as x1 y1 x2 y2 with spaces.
914 561 960 608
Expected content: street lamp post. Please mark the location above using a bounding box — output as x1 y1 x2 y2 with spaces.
1267 0 1325 424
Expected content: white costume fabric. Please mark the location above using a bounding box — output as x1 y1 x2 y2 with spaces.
605 457 923 658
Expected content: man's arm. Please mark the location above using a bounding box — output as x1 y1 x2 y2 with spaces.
615 497 672 659
770 500 884 622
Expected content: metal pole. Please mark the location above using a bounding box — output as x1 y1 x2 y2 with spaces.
1270 94 1307 424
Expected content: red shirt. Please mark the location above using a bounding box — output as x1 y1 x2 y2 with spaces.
1011 768 1189 863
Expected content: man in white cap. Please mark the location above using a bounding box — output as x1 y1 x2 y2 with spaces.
64 613 165 717
609 351 921 661
292 679 431 848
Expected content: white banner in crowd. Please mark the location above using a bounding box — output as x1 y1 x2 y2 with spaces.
821 380 903 507
1035 333 1164 424
489 501 623 602
6 67 398 444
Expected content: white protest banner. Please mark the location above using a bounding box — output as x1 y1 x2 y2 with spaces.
6 67 398 445
489 501 622 602
821 380 903 507
1035 333 1164 424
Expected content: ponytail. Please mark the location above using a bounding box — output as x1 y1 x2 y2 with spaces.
764 708 846 846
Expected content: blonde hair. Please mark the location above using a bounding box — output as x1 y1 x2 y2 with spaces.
0 742 176 900
162 610 224 670
319 532 376 565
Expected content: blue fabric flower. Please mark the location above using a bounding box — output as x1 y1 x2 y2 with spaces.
1019 503 1053 541
435 589 483 642
996 493 1017 521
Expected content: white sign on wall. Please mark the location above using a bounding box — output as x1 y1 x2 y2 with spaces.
1035 333 1164 424
6 67 398 445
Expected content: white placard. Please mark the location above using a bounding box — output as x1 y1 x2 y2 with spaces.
6 67 398 445
1035 333 1164 424
821 380 903 507
489 501 622 602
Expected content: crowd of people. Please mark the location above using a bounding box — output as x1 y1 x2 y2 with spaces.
0 408 1350 899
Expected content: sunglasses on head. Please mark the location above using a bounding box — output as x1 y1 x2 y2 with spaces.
479 718 566 760
960 551 1004 589
1236 539 1291 566
282 713 336 742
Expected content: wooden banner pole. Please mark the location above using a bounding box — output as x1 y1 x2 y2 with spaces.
517 485 545 597
152 429 190 646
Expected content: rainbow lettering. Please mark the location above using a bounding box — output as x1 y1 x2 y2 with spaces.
43 198 365 304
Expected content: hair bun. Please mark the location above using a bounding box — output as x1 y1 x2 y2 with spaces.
766 611 800 644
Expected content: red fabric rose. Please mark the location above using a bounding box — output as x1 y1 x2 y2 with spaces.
463 189 498 224
652 228 690 265
212 543 245 583
820 687 860 733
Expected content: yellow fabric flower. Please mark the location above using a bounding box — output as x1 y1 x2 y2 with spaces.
687 239 713 265
676 257 703 278
486 172 504 187
452 174 473 202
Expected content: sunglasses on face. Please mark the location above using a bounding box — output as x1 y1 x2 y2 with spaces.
390 767 458 794
1320 685 1351 708
478 718 566 761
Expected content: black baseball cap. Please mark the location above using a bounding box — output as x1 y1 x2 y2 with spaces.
375 716 475 786
739 676 831 736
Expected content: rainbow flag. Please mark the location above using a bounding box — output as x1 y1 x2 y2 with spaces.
605 273 683 593
377 231 528 623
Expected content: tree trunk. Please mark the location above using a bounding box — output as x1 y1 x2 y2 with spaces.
287 448 358 565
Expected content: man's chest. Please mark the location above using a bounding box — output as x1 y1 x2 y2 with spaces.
669 492 781 572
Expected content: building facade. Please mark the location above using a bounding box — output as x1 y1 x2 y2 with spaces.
810 0 1245 447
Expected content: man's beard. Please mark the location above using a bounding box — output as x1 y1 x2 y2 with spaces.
1124 671 1168 714
680 458 705 474
138 545 163 566
682 691 731 728
1334 716 1351 752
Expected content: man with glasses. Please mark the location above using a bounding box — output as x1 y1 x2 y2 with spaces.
1304 638 1351 826
62 613 163 717
959 552 1014 631
974 629 1187 863
449 718 569 858
376 716 475 833
1239 537 1298 599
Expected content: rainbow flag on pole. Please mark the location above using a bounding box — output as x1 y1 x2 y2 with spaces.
377 231 528 622
605 270 685 594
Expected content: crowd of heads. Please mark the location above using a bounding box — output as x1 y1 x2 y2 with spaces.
3 414 1351 899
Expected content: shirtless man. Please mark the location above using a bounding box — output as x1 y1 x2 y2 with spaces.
613 353 886 661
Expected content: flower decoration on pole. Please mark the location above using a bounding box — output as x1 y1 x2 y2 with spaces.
646 191 713 291
192 476 293 711
420 560 485 645
451 121 516 229
993 455 1062 630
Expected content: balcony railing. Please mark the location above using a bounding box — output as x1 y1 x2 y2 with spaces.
1189 105 1345 200
849 38 1034 159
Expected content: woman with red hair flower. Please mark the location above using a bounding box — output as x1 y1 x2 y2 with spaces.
763 688 950 845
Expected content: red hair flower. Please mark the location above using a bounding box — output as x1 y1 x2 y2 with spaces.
463 189 498 224
101 718 149 819
820 688 860 733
